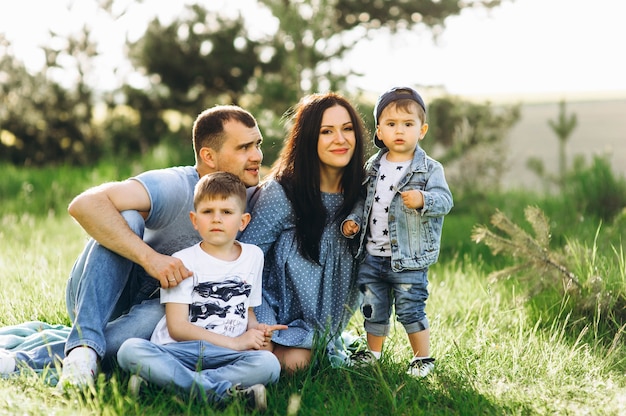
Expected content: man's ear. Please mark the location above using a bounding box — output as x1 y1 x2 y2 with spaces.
199 147 217 169
239 212 251 232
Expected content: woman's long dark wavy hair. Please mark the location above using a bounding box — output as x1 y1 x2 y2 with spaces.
268 92 366 263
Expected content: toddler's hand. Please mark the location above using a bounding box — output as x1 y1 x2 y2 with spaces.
400 189 424 210
342 220 360 236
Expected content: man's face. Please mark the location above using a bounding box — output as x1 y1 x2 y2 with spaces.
213 120 263 187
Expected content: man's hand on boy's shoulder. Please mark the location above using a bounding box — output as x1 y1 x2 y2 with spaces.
144 252 193 288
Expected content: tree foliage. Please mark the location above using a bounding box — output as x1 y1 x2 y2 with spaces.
252 0 506 102
127 4 283 113
426 96 521 195
0 0 517 172
0 32 101 165
548 100 577 185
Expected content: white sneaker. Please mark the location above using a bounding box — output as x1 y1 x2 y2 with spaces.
348 350 378 367
406 357 435 378
233 384 267 412
56 347 98 390
128 374 146 397
0 350 16 375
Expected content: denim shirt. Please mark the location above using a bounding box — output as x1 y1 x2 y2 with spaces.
344 146 453 272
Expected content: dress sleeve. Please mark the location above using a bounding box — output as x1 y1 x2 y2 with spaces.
239 180 293 256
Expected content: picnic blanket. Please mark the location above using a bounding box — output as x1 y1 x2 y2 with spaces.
0 321 70 351
0 321 70 383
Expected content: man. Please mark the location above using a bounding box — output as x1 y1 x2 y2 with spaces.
0 105 263 389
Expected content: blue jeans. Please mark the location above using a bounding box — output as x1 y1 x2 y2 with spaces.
14 211 164 372
65 210 165 360
357 254 430 337
117 338 281 401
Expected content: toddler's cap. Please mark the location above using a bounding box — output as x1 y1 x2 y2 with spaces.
373 86 426 148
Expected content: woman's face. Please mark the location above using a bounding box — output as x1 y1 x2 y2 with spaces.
316 105 356 171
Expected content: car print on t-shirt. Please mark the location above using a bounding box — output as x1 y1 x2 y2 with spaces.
188 278 252 335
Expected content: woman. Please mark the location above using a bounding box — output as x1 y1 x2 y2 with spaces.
239 92 366 372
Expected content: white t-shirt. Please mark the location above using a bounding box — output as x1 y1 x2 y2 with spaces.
150 242 264 345
366 154 409 257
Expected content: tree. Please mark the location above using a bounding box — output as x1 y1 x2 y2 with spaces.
527 100 578 191
425 96 521 195
472 206 626 324
548 100 577 186
126 5 285 111
258 0 507 96
0 31 102 166
125 0 515 166
1 0 518 168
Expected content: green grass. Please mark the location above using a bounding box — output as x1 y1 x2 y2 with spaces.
2 214 626 415
2 157 626 415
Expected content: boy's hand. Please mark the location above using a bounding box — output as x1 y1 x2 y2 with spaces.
400 189 424 210
342 220 360 236
234 328 268 351
257 323 288 349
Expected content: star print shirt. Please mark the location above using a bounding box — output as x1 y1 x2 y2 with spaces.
365 154 408 257
343 146 453 271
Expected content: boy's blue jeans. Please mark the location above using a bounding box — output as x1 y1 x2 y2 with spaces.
357 254 430 337
13 210 164 371
117 338 281 400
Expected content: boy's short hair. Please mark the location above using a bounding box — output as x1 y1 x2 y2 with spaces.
373 86 427 148
193 172 247 211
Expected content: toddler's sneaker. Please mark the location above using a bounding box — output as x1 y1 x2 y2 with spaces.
0 350 16 375
349 350 378 367
128 374 146 397
406 357 435 378
56 347 98 391
233 384 267 412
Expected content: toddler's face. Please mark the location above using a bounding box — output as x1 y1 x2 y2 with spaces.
377 102 428 158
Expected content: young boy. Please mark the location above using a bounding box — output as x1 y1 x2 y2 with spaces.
342 87 453 377
117 172 287 410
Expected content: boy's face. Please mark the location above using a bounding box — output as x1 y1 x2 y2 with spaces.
190 196 250 249
377 102 428 159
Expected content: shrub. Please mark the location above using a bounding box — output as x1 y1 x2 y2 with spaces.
562 155 626 222
472 206 626 332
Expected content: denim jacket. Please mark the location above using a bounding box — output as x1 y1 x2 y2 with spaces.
344 146 453 272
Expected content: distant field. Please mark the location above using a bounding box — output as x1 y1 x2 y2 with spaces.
500 98 626 189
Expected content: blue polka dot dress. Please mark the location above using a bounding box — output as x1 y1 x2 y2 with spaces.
239 179 359 351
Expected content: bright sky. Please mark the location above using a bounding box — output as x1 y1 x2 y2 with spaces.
350 0 626 99
1 0 625 100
